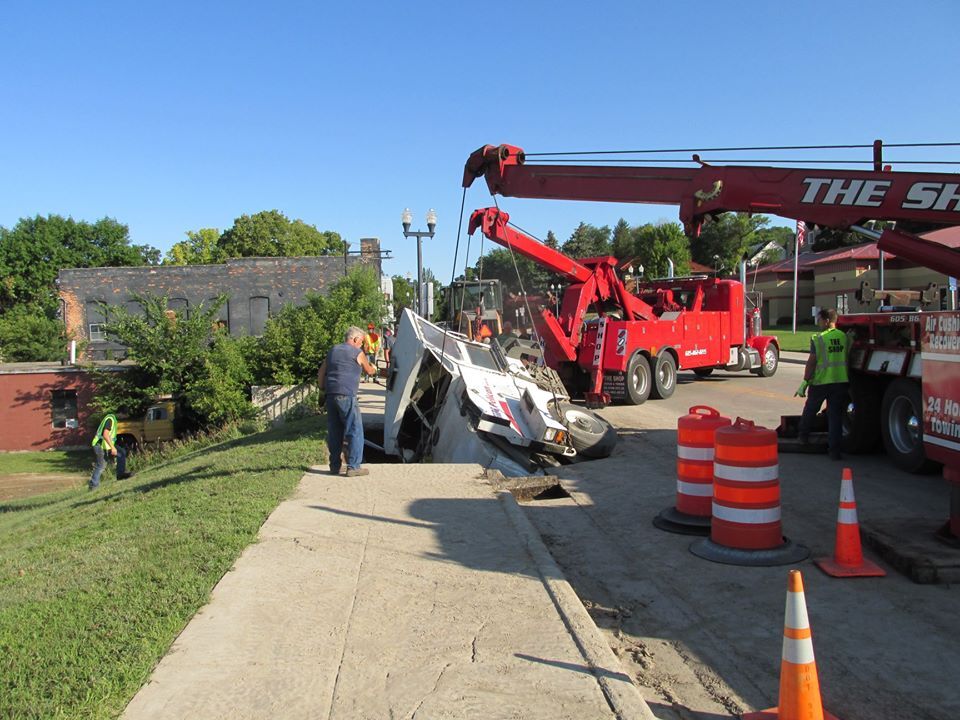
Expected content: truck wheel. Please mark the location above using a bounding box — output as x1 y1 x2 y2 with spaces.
651 352 677 400
116 434 139 454
693 367 714 378
554 402 617 459
625 352 652 405
752 344 779 377
842 378 881 453
880 378 938 474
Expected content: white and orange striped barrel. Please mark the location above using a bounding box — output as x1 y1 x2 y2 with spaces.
676 406 731 516
711 417 782 550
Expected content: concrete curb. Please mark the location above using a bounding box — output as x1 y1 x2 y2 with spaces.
497 490 658 720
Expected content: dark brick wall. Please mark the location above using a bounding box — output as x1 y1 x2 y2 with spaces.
59 241 381 359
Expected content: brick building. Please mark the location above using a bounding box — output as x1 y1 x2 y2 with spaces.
0 362 103 451
58 239 382 359
750 227 960 325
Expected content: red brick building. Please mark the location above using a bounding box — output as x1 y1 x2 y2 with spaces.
0 362 109 451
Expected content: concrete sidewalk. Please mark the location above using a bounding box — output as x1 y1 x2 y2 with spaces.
122 464 653 719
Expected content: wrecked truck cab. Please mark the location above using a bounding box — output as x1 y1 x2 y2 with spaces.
383 309 616 477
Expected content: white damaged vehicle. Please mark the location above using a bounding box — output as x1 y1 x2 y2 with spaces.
383 309 617 477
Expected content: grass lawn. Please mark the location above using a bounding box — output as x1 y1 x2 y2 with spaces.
767 325 817 353
0 449 90 476
0 417 325 719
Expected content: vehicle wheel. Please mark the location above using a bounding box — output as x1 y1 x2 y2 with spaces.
842 378 881 453
116 434 139 454
693 367 714 378
753 344 779 377
554 401 617 459
880 378 938 473
625 352 652 405
651 351 677 400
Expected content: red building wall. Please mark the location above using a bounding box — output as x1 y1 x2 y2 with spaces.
0 366 98 451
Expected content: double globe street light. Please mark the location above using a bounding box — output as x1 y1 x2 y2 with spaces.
401 208 437 316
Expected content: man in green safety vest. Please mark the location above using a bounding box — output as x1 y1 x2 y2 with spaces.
89 413 131 490
795 308 850 460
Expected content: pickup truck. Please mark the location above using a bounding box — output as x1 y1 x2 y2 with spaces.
115 398 176 450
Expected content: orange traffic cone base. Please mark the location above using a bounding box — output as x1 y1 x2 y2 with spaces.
742 707 841 719
814 555 886 578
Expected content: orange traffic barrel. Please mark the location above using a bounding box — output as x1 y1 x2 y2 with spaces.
691 417 808 566
654 405 731 535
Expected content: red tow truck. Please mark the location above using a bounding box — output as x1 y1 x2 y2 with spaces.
467 207 778 407
463 140 960 541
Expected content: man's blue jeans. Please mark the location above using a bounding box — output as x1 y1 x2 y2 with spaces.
326 394 364 472
90 444 127 489
798 382 849 455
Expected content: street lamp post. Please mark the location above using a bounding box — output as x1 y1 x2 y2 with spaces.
550 282 561 316
401 208 437 317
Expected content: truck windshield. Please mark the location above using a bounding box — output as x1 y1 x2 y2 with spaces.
450 282 502 314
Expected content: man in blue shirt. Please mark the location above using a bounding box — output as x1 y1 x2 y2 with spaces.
317 326 378 477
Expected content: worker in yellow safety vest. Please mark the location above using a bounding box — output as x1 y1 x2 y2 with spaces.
796 308 850 460
362 324 381 383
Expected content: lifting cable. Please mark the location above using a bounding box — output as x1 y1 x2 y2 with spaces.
529 158 960 166
525 141 960 156
491 197 544 354
524 142 960 168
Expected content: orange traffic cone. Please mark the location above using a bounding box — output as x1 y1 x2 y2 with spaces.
742 570 840 720
815 468 886 578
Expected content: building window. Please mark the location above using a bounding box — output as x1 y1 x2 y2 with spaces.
249 296 269 336
89 323 107 341
51 390 79 429
209 298 230 333
168 297 190 317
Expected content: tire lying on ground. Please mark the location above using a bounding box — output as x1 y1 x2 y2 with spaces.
552 401 618 459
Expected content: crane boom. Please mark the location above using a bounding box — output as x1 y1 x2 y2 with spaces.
463 143 960 238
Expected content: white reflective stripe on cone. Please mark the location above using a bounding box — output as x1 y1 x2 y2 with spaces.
837 507 859 524
677 480 713 496
781 636 816 665
712 504 781 524
784 588 810 631
713 462 779 483
840 479 856 503
677 445 714 461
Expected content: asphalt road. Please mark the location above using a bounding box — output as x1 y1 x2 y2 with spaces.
521 353 958 720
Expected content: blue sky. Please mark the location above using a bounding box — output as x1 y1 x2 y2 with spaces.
2 1 957 285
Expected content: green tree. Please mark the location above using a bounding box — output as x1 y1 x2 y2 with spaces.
544 230 559 249
0 304 67 362
93 295 242 428
218 210 345 259
184 331 257 425
165 228 225 265
253 267 385 385
611 218 633 263
631 222 692 278
392 274 415 316
473 248 552 298
562 223 611 258
0 215 158 315
692 213 769 274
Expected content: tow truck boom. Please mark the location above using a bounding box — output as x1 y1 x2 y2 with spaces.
463 143 960 267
